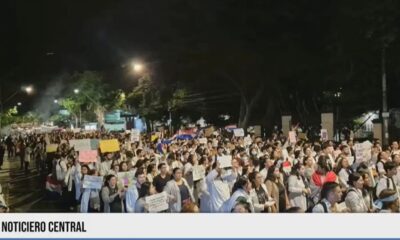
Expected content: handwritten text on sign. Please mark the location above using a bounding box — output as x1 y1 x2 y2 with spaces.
145 192 169 213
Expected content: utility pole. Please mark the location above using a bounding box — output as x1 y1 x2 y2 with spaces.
382 46 389 146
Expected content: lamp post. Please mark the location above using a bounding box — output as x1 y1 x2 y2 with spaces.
0 85 33 135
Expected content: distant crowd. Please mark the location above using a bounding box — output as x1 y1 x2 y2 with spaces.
0 126 399 213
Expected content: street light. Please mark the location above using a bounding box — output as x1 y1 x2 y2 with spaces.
17 102 22 106
132 63 144 73
25 86 33 94
54 99 58 104
74 89 80 94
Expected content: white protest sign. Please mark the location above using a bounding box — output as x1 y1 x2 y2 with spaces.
117 172 134 187
69 139 92 151
354 143 365 163
321 129 328 141
288 131 297 144
82 175 103 190
131 129 140 142
145 192 169 213
199 138 207 144
348 156 355 166
217 155 232 168
233 128 245 137
192 165 206 181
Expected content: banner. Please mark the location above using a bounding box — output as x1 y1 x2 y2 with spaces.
99 139 120 153
79 150 98 163
217 155 232 168
288 131 297 144
192 165 206 181
145 192 169 213
130 129 140 142
69 139 91 151
46 144 58 153
233 128 245 137
82 175 103 190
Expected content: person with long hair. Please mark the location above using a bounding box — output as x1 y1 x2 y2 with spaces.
248 171 276 213
344 173 368 213
310 155 337 205
101 174 125 212
164 168 194 213
287 162 310 211
265 165 290 212
334 157 353 190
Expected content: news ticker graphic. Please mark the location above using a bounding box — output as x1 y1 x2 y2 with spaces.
0 214 399 238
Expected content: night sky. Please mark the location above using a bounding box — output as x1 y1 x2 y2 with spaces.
1 0 400 116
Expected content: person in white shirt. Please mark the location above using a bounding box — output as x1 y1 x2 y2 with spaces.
220 176 254 213
100 153 114 176
312 182 342 213
335 157 353 190
376 151 390 177
206 161 237 212
376 161 398 198
345 173 369 213
288 162 310 211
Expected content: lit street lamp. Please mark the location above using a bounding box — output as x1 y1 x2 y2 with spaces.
132 63 144 73
74 89 80 94
54 99 58 104
0 85 34 135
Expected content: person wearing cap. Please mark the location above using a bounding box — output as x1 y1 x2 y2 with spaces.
376 189 399 213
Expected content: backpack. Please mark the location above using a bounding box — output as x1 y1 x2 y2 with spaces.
306 201 328 213
372 177 390 201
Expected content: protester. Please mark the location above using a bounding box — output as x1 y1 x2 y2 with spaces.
312 182 342 213
344 173 369 213
101 175 125 213
377 189 399 213
248 171 276 213
287 162 310 211
164 167 194 213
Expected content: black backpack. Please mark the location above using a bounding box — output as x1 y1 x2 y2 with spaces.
306 201 328 213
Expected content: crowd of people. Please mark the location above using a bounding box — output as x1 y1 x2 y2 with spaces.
1 126 400 213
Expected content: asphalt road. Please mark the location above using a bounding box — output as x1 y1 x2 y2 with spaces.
0 154 72 213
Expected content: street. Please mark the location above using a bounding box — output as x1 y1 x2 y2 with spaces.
0 155 70 212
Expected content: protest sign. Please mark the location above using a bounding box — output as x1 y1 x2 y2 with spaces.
233 128 245 137
321 129 328 141
73 128 81 133
145 192 169 213
99 139 120 153
131 129 140 142
46 144 58 153
192 165 206 181
69 139 91 151
217 155 232 168
79 150 98 163
288 131 297 144
354 143 365 163
82 175 103 190
199 138 207 144
90 139 100 150
117 172 134 187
